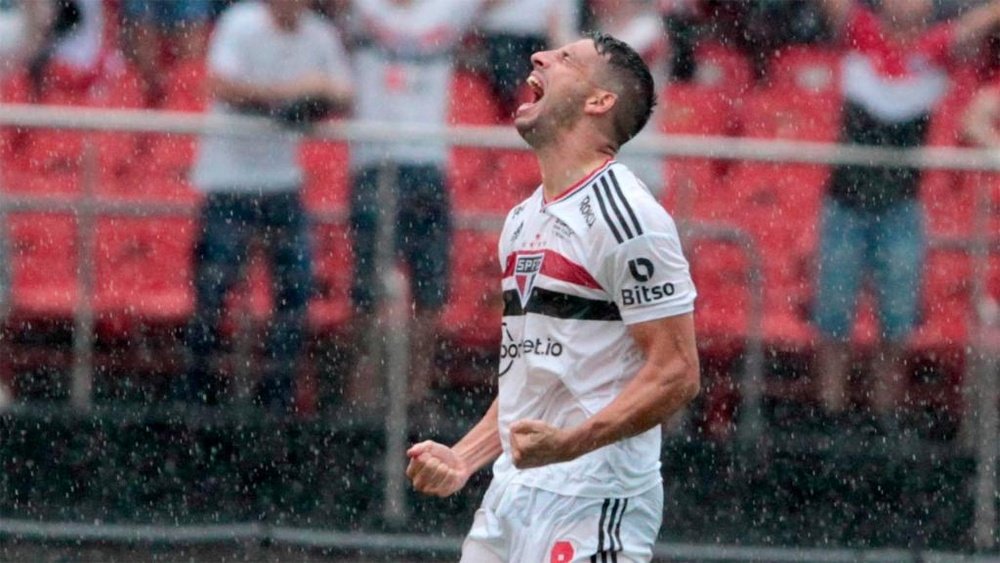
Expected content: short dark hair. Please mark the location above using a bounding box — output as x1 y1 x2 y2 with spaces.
589 31 656 150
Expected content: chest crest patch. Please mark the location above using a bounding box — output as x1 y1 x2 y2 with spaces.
514 252 545 307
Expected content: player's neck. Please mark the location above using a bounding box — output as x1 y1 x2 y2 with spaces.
535 137 615 202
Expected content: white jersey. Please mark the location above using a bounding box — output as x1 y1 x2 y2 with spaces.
493 160 696 499
192 2 352 193
349 0 484 169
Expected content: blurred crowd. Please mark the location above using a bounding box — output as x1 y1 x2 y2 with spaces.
0 0 999 436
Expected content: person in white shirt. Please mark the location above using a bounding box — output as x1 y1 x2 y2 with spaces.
406 33 700 562
186 0 352 410
345 0 488 414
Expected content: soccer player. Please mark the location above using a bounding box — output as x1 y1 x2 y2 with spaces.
406 33 700 562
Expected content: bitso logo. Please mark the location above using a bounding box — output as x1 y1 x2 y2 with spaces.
628 257 654 282
514 252 544 307
623 257 675 307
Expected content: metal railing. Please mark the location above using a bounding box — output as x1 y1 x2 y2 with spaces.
0 103 997 551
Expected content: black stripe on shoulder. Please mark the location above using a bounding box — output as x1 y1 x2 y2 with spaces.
600 176 635 240
502 289 621 321
608 169 643 236
592 177 623 244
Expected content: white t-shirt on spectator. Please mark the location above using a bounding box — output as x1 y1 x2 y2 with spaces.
349 0 483 170
192 1 352 193
54 0 103 71
0 2 26 78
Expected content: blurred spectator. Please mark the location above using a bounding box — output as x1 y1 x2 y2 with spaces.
479 0 579 117
659 0 700 82
186 0 353 410
14 0 108 100
120 0 212 107
345 0 489 413
814 0 1000 428
0 0 27 78
964 75 1000 147
590 0 669 193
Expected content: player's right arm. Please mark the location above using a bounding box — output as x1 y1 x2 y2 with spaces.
406 398 503 498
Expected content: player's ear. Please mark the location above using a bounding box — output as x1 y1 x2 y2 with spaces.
584 90 617 117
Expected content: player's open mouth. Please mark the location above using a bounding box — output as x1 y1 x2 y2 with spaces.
517 74 545 115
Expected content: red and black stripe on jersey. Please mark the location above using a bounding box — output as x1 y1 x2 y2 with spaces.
501 249 619 321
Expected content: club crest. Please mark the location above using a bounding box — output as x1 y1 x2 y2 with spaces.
514 252 545 307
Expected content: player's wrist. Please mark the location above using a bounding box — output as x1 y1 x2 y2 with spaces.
559 426 592 461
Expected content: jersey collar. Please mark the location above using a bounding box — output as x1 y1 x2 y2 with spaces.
541 158 615 207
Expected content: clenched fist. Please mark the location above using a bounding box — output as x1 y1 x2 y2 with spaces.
509 419 577 469
406 440 471 497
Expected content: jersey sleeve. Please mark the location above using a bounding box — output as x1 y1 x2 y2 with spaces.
597 204 696 325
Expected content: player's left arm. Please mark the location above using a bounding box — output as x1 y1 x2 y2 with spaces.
510 313 699 468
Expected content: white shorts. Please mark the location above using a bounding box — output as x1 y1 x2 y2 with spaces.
460 478 663 563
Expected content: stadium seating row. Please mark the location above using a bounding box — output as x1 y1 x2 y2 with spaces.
0 44 998 357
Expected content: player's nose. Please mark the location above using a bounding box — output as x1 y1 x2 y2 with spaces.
530 50 550 69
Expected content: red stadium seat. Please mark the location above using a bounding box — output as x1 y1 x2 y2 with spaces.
688 241 751 348
910 250 971 351
131 61 208 183
659 83 731 221
447 71 540 213
0 72 30 176
693 42 753 100
765 45 841 98
441 229 503 350
736 86 840 143
922 70 981 237
6 213 78 318
301 140 351 212
94 216 195 325
723 86 841 347
448 71 502 199
161 60 208 112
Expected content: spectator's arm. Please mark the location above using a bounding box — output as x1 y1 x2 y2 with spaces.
209 72 353 111
19 0 55 60
816 0 854 40
951 0 1000 58
206 73 295 109
963 87 1000 148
